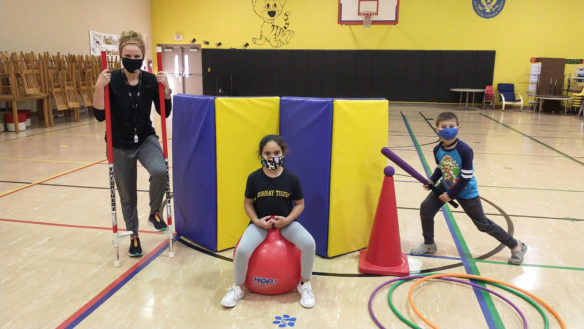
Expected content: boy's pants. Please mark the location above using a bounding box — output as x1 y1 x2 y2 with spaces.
420 185 518 249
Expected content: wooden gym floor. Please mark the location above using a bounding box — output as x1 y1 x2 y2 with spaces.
1 104 583 329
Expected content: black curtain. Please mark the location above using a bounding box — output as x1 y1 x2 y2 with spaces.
202 49 495 102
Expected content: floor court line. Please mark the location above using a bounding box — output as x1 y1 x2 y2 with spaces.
56 238 171 329
0 122 94 143
0 180 151 193
0 158 105 198
0 218 163 235
5 178 578 194
0 157 94 164
397 206 584 222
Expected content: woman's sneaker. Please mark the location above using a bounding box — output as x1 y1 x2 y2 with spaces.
221 285 244 308
129 235 142 257
148 211 168 231
410 243 437 255
508 240 527 265
297 281 315 308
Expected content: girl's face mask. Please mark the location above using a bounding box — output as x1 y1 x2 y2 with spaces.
261 156 285 170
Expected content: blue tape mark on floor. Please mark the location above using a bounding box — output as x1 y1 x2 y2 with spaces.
273 314 296 327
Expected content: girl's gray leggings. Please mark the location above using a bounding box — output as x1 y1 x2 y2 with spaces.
233 221 316 285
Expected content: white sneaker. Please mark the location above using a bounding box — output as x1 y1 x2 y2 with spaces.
221 284 244 308
297 281 315 308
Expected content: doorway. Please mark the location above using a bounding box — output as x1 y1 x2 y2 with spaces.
158 44 203 95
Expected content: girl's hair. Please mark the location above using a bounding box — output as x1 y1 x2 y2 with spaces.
435 112 459 126
118 30 145 57
258 134 288 157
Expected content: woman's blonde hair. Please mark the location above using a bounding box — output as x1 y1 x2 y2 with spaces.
118 30 145 57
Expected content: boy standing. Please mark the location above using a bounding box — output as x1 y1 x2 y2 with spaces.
411 112 527 265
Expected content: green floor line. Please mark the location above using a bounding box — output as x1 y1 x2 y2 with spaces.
475 259 584 271
402 112 505 329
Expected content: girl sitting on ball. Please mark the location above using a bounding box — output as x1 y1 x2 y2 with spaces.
221 134 316 308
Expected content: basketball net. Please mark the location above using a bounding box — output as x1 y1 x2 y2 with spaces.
362 12 374 28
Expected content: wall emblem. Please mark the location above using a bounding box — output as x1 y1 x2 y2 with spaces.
472 0 505 19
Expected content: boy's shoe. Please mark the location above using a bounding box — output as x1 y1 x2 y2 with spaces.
508 240 527 265
129 235 143 257
221 284 244 308
148 211 167 231
410 243 437 255
297 281 315 308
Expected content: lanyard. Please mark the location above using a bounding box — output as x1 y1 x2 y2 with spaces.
122 70 142 143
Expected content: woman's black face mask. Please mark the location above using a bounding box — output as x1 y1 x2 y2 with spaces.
122 58 143 73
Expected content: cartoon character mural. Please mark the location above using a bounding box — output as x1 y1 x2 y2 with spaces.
252 0 294 48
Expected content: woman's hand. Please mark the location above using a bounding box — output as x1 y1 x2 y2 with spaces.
156 71 170 90
96 69 111 89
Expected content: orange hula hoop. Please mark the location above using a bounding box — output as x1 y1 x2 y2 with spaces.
407 273 566 329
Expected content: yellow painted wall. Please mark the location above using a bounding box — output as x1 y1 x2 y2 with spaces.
151 0 583 100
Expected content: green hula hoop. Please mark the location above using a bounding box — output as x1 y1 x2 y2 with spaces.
387 274 549 329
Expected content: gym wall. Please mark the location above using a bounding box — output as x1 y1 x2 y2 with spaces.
150 0 584 101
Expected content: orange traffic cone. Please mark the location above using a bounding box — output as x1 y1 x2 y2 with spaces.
359 166 409 276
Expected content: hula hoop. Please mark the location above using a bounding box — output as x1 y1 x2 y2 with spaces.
408 273 566 329
368 274 551 329
388 276 551 329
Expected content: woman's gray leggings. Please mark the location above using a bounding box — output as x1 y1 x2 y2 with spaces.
111 135 167 236
233 221 316 285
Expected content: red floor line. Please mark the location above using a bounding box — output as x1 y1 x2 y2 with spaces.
0 158 105 198
56 238 170 329
0 218 161 235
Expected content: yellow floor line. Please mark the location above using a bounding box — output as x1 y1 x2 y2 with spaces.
0 158 106 198
0 157 93 164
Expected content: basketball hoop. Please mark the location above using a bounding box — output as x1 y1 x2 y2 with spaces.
361 11 375 28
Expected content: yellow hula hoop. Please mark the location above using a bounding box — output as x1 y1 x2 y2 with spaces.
407 273 566 329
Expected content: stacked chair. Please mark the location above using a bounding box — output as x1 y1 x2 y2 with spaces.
571 88 584 115
482 85 495 110
0 52 50 133
1 51 119 133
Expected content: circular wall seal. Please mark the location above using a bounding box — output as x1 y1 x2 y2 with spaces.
472 0 505 19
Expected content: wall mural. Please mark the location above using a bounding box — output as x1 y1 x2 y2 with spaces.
252 0 295 48
89 30 120 55
189 0 294 49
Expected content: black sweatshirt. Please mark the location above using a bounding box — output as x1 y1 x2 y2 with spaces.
93 69 172 149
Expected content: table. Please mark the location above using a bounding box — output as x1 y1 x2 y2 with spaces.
450 88 485 110
534 95 572 114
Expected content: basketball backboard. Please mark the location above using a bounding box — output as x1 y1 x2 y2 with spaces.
338 0 399 25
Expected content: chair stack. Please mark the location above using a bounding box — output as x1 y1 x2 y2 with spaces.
482 85 495 110
0 52 50 132
571 88 584 111
0 51 119 133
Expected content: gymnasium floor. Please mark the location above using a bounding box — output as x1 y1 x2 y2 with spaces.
1 104 583 329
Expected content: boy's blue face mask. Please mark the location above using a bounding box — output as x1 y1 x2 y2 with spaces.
437 127 459 140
